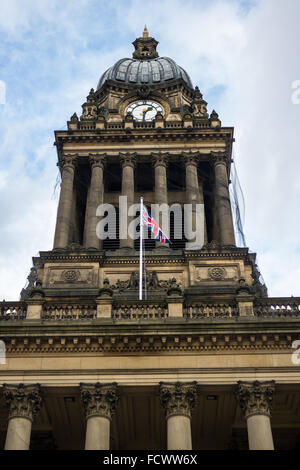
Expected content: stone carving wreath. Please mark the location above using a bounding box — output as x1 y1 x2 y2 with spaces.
62 269 80 283
208 267 226 281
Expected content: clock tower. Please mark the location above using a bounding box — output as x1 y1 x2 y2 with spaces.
2 29 299 452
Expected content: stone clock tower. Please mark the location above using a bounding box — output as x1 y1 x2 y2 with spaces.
1 29 300 451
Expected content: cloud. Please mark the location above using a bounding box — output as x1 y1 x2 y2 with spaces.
0 0 299 299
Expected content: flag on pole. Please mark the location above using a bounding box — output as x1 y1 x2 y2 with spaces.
141 205 171 244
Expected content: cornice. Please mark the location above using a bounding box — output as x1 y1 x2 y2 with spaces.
0 326 299 355
54 128 233 146
36 248 251 266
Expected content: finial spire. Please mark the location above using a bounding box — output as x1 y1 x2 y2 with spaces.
132 28 159 60
143 25 149 38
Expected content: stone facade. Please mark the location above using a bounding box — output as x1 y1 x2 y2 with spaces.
0 30 300 450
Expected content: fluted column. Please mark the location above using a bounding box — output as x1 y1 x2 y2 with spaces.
53 155 76 249
80 382 119 450
160 381 197 450
85 154 105 249
120 153 135 249
3 384 43 450
236 380 275 450
213 153 235 246
153 153 169 247
184 153 207 246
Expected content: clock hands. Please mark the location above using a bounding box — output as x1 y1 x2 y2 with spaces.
142 106 153 121
126 101 162 121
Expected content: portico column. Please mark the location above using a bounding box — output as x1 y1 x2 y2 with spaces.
236 380 275 450
160 381 197 450
153 153 169 247
53 155 76 249
3 384 43 450
85 154 105 249
213 153 235 246
120 153 136 249
184 153 207 246
80 382 119 450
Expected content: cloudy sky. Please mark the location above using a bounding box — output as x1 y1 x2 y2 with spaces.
0 0 299 300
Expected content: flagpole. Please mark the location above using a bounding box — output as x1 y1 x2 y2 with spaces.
139 197 143 300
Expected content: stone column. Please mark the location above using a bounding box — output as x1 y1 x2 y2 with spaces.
160 381 197 450
236 380 275 450
3 384 43 450
53 155 76 250
80 382 119 450
213 153 235 246
120 153 135 249
153 153 169 248
85 154 105 250
184 153 207 245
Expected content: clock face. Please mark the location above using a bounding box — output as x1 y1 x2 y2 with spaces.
126 100 164 121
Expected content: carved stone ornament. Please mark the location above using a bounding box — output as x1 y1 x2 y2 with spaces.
212 152 228 167
89 153 105 169
70 112 79 122
183 152 200 167
20 267 38 300
236 380 275 419
202 240 221 250
137 85 151 98
80 382 119 421
3 384 43 422
119 152 136 168
160 382 198 419
61 154 77 169
62 269 80 283
208 267 226 281
152 152 168 168
108 270 181 293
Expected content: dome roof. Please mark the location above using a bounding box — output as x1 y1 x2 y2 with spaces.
96 28 193 90
97 57 193 90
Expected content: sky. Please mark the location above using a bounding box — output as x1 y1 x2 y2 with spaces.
0 0 299 300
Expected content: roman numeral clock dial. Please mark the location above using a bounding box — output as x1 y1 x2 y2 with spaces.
126 100 164 121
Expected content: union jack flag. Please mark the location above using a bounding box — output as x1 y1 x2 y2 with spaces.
141 206 171 244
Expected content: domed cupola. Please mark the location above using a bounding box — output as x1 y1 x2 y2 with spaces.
97 27 193 90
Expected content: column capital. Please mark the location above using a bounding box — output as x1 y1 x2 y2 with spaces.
160 381 198 420
60 154 77 169
211 151 228 167
152 152 169 168
89 153 106 169
183 152 200 167
236 380 275 419
3 383 43 423
80 382 120 421
120 152 136 169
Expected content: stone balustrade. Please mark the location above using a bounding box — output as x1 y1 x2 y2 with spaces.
75 120 212 132
41 304 97 321
254 298 300 317
1 298 300 322
0 302 27 321
184 303 238 319
112 303 168 320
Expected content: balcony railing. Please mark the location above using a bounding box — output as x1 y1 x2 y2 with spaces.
1 298 300 322
0 302 27 321
112 304 168 320
184 303 238 319
254 298 300 318
41 304 97 321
